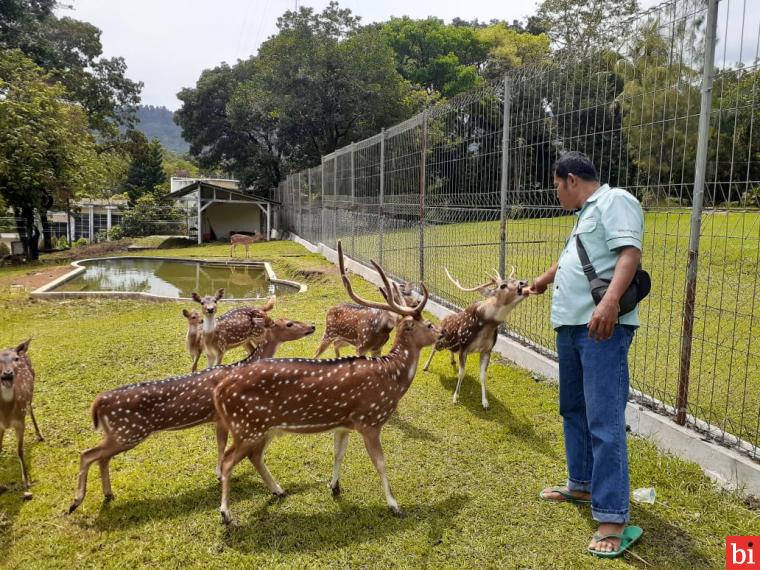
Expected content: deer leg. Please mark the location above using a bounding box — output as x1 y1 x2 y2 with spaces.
334 340 348 358
219 441 254 525
330 429 350 496
230 244 234 258
0 428 4 453
248 435 284 496
314 335 333 358
215 422 228 480
423 348 436 371
370 349 381 358
453 352 468 404
244 340 256 356
29 404 44 442
359 427 402 516
479 351 492 411
191 351 200 373
450 351 456 368
69 439 133 513
14 424 31 495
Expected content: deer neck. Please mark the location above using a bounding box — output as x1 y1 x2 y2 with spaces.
0 384 14 404
203 314 217 335
253 337 280 359
477 297 513 323
384 329 423 389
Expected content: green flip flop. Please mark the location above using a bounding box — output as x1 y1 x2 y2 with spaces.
587 526 643 559
539 485 592 505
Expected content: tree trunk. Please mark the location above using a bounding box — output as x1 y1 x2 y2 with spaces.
39 209 52 251
22 206 39 261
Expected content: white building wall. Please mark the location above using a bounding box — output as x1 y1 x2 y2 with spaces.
204 203 261 240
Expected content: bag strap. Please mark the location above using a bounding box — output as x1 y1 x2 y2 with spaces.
575 235 599 283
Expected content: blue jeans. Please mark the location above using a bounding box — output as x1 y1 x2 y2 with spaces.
556 324 635 524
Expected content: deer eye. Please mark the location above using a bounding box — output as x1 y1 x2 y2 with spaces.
286 322 293 327
500 283 508 289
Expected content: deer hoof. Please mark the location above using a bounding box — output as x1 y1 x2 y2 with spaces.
390 506 406 518
104 493 114 502
36 435 45 442
67 501 80 514
274 489 287 498
220 509 233 525
22 491 32 501
331 482 341 497
482 403 490 411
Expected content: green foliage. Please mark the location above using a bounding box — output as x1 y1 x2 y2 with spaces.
108 224 124 241
0 241 9 257
54 235 69 249
476 22 551 80
124 138 167 204
121 194 185 237
74 237 88 247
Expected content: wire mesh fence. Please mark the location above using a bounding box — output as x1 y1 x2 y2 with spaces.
277 0 760 458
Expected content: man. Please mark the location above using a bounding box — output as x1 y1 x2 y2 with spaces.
525 151 644 558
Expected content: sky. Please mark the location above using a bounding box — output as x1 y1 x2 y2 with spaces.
63 0 757 111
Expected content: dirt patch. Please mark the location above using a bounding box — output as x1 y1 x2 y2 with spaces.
44 240 134 262
295 266 339 283
0 265 73 291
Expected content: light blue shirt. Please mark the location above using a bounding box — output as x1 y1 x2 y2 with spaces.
551 184 644 329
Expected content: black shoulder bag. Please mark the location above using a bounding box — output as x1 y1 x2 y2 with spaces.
575 236 651 315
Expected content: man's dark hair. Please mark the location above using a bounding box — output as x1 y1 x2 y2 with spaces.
553 151 599 182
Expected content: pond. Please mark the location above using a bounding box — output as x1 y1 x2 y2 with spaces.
49 257 300 299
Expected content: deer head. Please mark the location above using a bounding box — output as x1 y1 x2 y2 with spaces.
192 288 225 316
0 338 31 401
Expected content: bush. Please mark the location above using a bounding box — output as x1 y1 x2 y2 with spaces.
74 237 89 247
55 235 69 249
0 242 9 258
109 224 124 241
94 229 109 243
121 194 186 237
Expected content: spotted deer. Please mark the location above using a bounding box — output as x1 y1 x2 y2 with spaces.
229 233 262 258
67 317 315 513
314 281 419 358
423 267 528 411
182 308 203 372
213 241 439 525
193 289 276 367
0 339 44 500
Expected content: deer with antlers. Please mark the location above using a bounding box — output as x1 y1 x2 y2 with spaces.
193 289 277 368
229 233 263 258
213 242 439 524
67 315 315 513
423 267 528 411
314 281 419 358
0 339 44 500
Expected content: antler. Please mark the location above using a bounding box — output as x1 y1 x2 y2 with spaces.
445 267 494 292
258 295 276 312
338 241 425 317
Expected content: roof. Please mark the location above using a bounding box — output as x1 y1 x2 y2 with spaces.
167 180 280 204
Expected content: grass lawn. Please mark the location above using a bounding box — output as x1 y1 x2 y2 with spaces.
0 239 757 568
339 208 760 448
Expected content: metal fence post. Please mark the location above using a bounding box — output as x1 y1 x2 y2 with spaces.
499 75 512 279
350 142 356 256
333 156 338 248
307 168 313 242
321 159 326 245
379 129 386 265
675 0 719 426
419 111 427 283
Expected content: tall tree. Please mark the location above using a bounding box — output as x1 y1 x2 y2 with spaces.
124 138 167 204
0 0 142 140
0 50 101 258
536 0 639 54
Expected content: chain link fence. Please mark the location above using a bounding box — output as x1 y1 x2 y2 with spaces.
275 0 760 459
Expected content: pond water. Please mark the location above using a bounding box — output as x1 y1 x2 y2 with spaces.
52 258 298 299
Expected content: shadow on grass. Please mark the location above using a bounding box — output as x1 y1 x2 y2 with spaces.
573 504 715 568
432 369 559 460
221 493 471 554
387 413 440 442
84 474 322 532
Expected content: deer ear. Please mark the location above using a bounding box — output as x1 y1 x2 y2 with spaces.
191 292 201 303
182 308 190 318
215 288 225 301
403 319 415 331
15 338 31 354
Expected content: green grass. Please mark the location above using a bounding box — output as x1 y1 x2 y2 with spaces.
0 239 757 568
344 208 760 447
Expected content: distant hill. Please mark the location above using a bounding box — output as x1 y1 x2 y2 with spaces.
135 105 190 154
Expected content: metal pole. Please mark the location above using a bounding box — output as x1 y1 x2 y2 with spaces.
321 160 326 245
333 156 338 247
308 168 313 242
196 189 202 245
350 142 356 256
675 0 719 426
499 75 512 278
419 111 427 282
379 129 385 265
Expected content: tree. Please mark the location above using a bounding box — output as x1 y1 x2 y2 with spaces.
0 50 101 259
124 137 167 204
476 22 551 81
0 0 142 140
120 193 184 237
536 0 639 55
379 16 488 96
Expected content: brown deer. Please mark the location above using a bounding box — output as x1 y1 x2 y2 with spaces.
314 281 418 358
67 317 315 513
182 308 203 372
229 233 263 258
213 241 439 525
193 289 276 367
423 267 528 411
0 338 44 499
